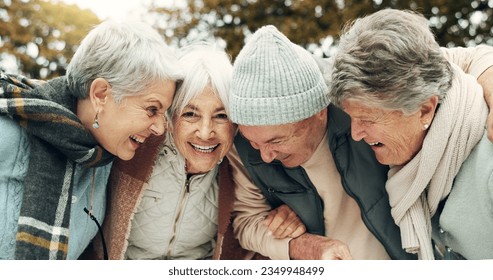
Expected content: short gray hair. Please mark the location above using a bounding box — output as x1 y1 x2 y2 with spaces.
168 42 232 127
330 9 453 115
66 20 182 102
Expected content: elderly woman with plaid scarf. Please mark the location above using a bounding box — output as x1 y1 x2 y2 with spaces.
0 20 182 260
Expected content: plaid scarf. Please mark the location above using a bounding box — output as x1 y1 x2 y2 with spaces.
0 72 113 259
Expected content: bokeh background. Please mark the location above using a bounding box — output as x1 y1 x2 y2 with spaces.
1 0 492 79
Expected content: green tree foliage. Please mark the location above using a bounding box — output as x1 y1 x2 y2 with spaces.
149 0 493 60
0 0 100 78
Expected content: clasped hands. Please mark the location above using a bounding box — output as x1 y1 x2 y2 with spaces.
264 204 352 260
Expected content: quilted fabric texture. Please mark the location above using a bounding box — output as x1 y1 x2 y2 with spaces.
125 136 219 260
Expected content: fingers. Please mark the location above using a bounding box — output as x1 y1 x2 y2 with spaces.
321 240 353 260
287 223 306 238
334 245 353 260
272 216 305 239
264 205 306 239
270 210 298 238
264 205 288 237
264 209 276 227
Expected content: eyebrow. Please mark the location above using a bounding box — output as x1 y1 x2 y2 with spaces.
184 104 197 111
265 136 283 144
148 98 164 109
239 130 283 144
184 104 226 113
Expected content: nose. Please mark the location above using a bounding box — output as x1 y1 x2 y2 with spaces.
196 118 214 139
150 115 167 136
258 145 277 163
351 119 367 141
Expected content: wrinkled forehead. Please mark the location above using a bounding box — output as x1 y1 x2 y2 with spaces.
342 99 394 119
238 122 300 143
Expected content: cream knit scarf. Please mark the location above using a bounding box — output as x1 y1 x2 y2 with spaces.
386 64 488 260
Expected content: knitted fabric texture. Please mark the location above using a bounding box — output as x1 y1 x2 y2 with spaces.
386 64 487 259
230 25 329 125
0 72 113 259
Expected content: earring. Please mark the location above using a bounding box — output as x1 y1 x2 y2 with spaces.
423 123 429 130
92 110 100 129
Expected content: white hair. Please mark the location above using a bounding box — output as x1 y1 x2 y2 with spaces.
66 20 183 102
168 42 233 127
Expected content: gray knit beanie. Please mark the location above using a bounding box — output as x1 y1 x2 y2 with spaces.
230 25 329 126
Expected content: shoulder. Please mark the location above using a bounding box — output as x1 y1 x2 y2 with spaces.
457 130 493 186
465 131 493 168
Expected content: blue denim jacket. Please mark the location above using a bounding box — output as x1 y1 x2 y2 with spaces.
0 116 111 259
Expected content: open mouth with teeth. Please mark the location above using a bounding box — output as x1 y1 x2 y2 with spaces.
190 143 219 153
368 142 383 147
130 135 144 144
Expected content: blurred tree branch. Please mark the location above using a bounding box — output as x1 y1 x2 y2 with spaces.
147 0 493 60
0 0 100 78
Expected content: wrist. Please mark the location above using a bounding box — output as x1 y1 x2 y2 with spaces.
288 233 318 260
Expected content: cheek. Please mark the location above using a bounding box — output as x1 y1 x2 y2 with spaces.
385 124 423 159
96 130 125 157
172 122 192 139
173 131 190 152
274 144 294 155
218 125 236 154
381 126 409 148
112 112 149 135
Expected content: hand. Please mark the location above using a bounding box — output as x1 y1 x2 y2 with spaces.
264 204 306 239
289 233 353 260
478 66 493 142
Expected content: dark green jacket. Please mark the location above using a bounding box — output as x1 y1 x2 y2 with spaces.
234 104 416 260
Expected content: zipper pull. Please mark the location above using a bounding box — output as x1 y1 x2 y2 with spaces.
185 177 191 193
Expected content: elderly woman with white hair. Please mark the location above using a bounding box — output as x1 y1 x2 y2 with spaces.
329 8 493 259
94 43 305 260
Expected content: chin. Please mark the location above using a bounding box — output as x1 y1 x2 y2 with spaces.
117 152 135 161
377 158 404 166
281 160 299 168
375 156 390 165
201 164 216 173
188 162 216 174
375 158 386 165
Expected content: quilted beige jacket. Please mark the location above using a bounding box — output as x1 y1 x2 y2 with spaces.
125 135 219 259
91 133 257 260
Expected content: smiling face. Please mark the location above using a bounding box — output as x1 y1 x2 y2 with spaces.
172 88 236 174
238 109 327 168
342 99 436 166
93 79 176 161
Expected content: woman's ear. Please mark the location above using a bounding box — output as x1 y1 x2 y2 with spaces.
420 95 439 126
89 78 110 109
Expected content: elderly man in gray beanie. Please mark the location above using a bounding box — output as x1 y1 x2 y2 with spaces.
227 25 493 260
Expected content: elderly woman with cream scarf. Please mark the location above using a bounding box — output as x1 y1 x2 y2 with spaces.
329 8 493 260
